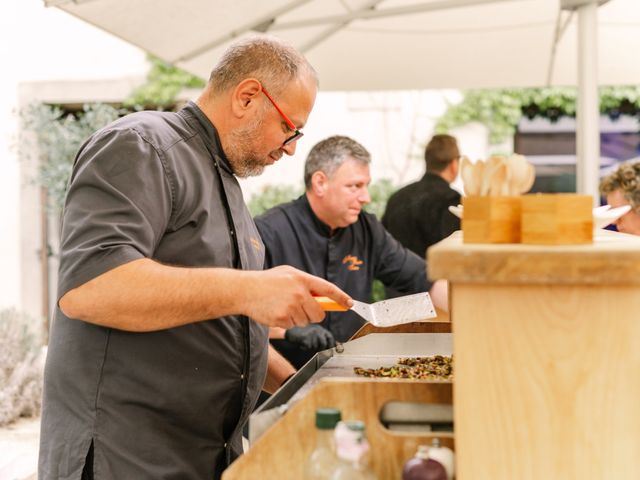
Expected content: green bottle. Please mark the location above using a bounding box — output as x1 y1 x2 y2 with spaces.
306 408 342 480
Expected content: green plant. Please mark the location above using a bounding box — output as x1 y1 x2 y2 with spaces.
364 178 396 219
435 89 524 144
124 55 206 110
435 86 640 144
20 103 122 211
370 280 386 303
0 309 44 426
364 178 397 302
248 184 303 217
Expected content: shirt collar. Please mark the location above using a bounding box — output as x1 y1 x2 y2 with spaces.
421 171 450 186
181 101 234 174
298 194 335 237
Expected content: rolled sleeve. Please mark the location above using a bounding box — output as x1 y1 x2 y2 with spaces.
57 127 173 298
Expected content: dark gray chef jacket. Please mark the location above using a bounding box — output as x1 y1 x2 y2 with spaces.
39 102 268 480
255 195 431 367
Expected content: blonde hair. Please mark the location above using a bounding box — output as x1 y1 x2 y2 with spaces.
599 161 640 212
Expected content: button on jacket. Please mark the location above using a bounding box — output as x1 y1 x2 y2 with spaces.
39 102 268 480
255 195 431 362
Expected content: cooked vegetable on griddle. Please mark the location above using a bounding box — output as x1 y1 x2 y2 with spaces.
353 355 453 380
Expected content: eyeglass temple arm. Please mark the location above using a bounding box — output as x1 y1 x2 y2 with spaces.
260 86 297 131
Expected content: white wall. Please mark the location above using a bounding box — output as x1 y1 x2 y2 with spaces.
0 0 147 316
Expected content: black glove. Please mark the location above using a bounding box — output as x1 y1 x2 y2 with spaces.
284 324 336 351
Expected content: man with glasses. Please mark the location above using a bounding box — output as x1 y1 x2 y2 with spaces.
255 136 448 369
382 134 462 261
39 35 351 480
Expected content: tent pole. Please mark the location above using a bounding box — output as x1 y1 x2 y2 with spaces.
575 0 600 203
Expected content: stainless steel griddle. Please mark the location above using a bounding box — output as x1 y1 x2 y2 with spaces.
249 333 452 444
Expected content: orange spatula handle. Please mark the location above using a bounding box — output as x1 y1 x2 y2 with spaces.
314 296 349 311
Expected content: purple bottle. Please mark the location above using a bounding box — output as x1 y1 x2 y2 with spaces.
402 445 448 480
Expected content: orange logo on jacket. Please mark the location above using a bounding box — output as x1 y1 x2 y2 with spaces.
250 237 262 251
342 255 363 271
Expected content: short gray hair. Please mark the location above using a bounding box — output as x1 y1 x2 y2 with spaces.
304 136 371 189
208 35 317 96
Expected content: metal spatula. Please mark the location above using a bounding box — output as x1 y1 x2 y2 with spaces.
315 292 437 327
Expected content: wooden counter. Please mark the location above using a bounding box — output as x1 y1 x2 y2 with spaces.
428 229 640 480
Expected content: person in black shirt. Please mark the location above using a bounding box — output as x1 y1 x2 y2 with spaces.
382 134 462 258
254 136 448 368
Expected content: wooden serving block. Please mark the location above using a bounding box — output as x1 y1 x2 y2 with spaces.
222 379 453 480
462 196 521 243
521 193 592 244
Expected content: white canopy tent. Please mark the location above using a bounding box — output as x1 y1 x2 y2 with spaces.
45 0 640 199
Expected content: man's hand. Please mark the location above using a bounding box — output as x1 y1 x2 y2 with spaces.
285 324 336 351
240 266 352 329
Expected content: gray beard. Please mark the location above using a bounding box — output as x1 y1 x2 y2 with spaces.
230 155 266 178
226 116 267 178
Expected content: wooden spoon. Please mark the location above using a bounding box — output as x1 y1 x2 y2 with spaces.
489 162 508 196
460 156 476 196
472 160 485 196
507 154 529 195
518 163 536 194
481 157 505 196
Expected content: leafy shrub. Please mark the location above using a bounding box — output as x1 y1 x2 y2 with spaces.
364 179 396 302
364 178 395 220
248 184 303 217
124 55 205 110
21 103 122 211
435 85 640 144
0 309 45 426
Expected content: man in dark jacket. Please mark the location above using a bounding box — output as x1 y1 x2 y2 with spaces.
382 134 462 258
255 136 448 368
38 35 350 480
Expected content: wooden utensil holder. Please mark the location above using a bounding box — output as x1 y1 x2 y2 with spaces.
462 196 521 244
521 193 593 244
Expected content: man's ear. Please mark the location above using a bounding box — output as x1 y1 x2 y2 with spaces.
230 78 262 118
311 171 329 197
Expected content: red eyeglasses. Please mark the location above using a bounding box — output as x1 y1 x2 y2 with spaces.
261 86 304 146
